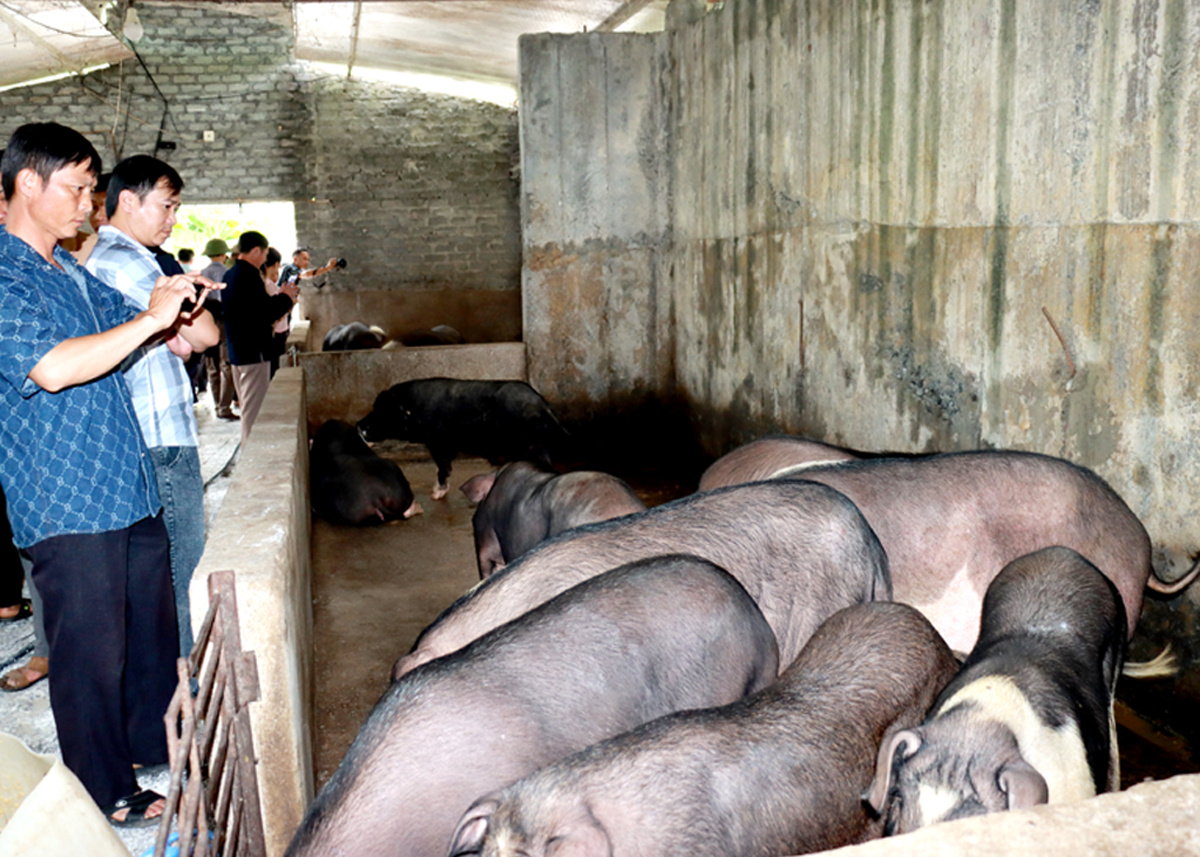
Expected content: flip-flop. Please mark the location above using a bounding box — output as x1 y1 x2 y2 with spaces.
0 598 31 622
102 789 166 827
0 659 48 692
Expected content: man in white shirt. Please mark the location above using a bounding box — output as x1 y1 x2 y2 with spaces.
86 154 221 657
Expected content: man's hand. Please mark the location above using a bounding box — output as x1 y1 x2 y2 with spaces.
146 274 204 327
181 273 222 322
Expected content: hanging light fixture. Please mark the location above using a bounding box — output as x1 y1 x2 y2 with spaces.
123 4 143 42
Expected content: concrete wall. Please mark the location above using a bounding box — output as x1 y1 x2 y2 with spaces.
191 368 312 857
519 0 1200 675
0 2 522 335
519 32 675 425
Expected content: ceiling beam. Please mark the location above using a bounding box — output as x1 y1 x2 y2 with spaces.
595 0 655 32
346 0 362 78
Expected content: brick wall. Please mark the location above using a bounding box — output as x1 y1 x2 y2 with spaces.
302 76 521 292
0 3 521 295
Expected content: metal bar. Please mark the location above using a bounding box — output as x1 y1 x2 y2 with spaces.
595 0 655 31
199 651 228 769
154 569 265 857
346 0 362 79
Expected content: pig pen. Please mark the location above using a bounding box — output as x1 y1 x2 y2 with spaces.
191 344 1200 857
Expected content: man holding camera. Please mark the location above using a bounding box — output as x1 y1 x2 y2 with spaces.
0 123 216 825
86 154 221 658
278 246 340 289
221 230 298 445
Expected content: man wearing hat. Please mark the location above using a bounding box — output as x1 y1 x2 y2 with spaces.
200 238 237 419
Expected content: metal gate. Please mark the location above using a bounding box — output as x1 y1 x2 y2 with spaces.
153 570 265 857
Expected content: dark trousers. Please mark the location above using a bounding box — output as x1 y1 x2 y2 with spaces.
27 514 180 807
0 486 22 607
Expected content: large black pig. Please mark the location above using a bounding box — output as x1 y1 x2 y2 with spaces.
705 441 1198 652
460 461 646 578
865 547 1126 833
782 450 1199 651
395 480 890 678
447 602 960 857
697 434 861 491
310 419 422 525
357 378 568 500
285 555 780 857
322 321 386 351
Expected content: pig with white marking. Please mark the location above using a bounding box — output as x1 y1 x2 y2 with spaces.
865 546 1126 833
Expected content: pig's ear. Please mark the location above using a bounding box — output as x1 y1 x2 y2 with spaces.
864 728 922 815
460 471 497 503
998 759 1048 810
446 797 499 856
545 802 613 857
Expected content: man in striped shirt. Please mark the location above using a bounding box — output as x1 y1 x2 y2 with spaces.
86 155 221 657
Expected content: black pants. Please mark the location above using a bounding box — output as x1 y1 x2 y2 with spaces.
27 514 179 807
0 485 23 607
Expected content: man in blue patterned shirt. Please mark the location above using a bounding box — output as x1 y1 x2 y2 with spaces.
0 123 219 826
86 155 221 659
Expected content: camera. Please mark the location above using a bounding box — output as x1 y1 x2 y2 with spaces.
180 280 202 313
315 258 347 289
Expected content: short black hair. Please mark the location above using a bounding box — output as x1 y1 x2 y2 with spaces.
265 246 282 267
239 230 269 253
293 247 309 258
2 123 102 202
178 248 194 263
106 154 183 219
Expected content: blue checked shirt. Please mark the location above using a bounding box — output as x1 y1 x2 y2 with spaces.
0 228 160 547
86 226 199 448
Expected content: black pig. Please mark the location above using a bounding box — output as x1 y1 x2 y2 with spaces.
460 461 646 578
357 378 567 500
865 546 1126 833
310 419 421 525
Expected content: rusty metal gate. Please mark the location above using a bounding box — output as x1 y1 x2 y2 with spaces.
153 569 265 857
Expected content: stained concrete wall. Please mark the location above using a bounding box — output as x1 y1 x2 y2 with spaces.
297 287 521 349
519 0 1200 680
519 32 675 425
191 368 312 857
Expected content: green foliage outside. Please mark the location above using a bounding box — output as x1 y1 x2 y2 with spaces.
163 202 297 260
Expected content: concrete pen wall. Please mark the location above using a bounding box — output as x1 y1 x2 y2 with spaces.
190 368 314 857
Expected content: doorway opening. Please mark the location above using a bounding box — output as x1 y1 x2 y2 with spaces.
163 201 298 267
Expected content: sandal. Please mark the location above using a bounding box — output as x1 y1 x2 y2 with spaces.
102 789 166 827
0 598 31 622
0 656 48 692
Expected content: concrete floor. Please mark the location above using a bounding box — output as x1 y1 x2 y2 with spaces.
310 449 493 788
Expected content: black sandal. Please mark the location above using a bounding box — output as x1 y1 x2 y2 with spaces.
102 788 166 827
